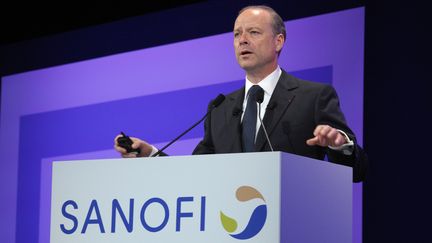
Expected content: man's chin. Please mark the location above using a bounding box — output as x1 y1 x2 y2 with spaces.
238 61 256 71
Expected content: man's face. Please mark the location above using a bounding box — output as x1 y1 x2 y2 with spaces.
233 9 283 73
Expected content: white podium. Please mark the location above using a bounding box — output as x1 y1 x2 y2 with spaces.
50 152 352 243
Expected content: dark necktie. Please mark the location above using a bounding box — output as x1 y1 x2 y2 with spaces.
242 85 262 152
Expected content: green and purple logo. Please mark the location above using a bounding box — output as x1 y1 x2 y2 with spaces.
220 186 267 240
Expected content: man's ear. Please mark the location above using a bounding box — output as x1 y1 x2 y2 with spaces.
275 34 285 52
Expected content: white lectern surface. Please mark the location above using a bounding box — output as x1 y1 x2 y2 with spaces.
50 152 352 243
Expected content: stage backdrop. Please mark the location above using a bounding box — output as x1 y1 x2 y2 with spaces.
0 7 364 243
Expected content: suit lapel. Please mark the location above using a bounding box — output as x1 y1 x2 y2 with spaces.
255 71 298 151
224 88 245 153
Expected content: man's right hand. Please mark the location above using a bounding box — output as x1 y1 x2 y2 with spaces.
114 134 153 158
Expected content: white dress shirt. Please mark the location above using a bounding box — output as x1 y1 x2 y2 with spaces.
242 66 282 138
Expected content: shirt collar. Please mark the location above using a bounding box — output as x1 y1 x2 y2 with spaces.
244 66 282 99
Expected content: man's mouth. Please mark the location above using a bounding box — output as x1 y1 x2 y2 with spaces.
240 50 253 56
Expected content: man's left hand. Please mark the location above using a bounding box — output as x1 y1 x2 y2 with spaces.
306 125 347 147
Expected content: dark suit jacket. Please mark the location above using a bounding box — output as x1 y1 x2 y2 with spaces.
193 70 367 182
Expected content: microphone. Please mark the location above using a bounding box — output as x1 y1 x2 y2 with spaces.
232 107 243 116
152 94 226 157
255 88 274 151
267 101 277 110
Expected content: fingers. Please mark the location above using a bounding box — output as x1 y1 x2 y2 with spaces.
327 129 340 144
114 145 127 154
114 134 153 157
310 125 331 146
121 153 137 158
129 137 141 149
314 125 329 137
113 134 137 156
333 133 346 147
307 125 347 147
113 134 122 143
113 135 127 154
306 136 319 145
129 137 150 156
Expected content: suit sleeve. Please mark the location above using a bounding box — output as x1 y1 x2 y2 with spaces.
315 85 368 182
192 100 216 155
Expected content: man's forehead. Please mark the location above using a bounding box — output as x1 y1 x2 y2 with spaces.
234 9 271 30
234 19 271 31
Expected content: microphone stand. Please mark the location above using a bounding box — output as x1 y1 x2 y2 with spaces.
151 94 225 157
258 103 274 151
151 113 207 157
254 87 274 152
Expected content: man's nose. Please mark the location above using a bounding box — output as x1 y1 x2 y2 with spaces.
239 33 249 45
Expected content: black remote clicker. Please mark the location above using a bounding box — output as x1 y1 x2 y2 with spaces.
117 132 141 154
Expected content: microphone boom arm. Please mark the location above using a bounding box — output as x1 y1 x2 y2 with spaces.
151 112 208 157
151 94 225 157
258 104 274 152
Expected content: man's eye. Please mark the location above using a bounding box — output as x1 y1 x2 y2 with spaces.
250 31 259 35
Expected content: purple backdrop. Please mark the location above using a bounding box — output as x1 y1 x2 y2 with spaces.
0 8 364 243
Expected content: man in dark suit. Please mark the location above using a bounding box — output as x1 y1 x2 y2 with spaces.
114 5 367 182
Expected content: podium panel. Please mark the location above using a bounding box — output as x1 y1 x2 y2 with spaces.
50 152 352 242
